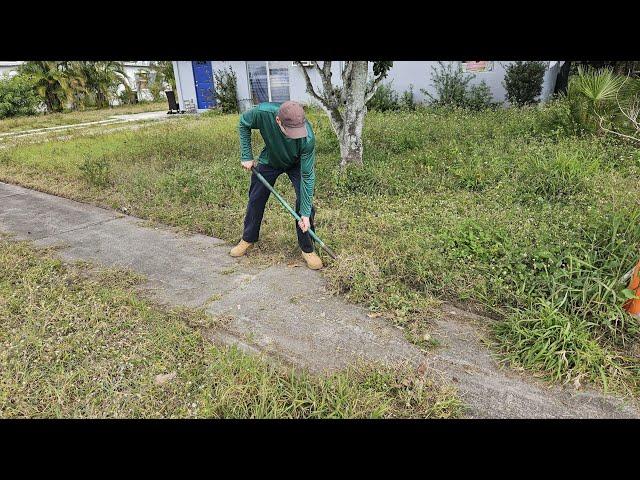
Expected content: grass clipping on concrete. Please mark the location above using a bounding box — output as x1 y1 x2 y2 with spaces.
0 238 460 418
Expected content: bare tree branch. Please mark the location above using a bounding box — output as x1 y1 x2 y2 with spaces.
592 75 640 144
612 76 640 131
340 61 354 104
364 71 387 104
296 60 344 135
616 83 640 131
341 61 353 85
317 61 340 108
296 60 329 107
596 111 640 144
619 97 640 131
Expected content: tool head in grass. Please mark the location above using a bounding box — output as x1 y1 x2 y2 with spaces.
276 101 307 139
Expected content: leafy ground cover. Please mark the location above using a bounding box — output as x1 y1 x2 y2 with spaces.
1 103 639 393
0 238 459 418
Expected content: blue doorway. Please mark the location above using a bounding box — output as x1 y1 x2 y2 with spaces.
192 61 216 109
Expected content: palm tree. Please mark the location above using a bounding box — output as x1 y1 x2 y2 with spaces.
70 61 129 108
571 66 625 112
150 61 176 92
18 61 77 113
568 67 640 142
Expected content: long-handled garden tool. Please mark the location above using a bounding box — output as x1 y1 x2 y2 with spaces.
251 166 337 260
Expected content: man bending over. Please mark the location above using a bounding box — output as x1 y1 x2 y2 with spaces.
229 100 323 270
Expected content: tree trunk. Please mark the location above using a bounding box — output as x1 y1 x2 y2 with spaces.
45 90 61 113
298 60 391 168
339 61 368 167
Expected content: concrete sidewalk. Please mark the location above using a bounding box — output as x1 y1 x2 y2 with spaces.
0 110 174 140
1 181 638 419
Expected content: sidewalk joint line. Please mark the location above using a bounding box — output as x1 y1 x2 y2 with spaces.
32 216 123 241
0 192 28 200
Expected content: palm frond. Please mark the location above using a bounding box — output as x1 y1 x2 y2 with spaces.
573 66 625 104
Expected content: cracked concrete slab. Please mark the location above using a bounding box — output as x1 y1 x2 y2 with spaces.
1 180 639 419
206 264 423 372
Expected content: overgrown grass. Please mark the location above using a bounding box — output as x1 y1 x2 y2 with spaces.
1 102 639 393
494 300 638 392
0 238 460 418
0 100 167 134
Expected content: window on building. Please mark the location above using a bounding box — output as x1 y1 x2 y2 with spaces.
135 72 149 92
247 61 268 104
247 61 290 104
268 61 290 102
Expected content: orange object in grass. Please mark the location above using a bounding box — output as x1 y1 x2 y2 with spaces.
623 259 640 317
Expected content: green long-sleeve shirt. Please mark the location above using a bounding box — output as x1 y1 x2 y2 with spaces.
238 102 316 217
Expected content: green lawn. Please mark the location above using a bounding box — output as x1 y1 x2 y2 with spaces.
1 104 639 394
0 100 167 134
0 238 459 418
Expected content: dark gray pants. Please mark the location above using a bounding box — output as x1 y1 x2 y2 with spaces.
242 162 316 253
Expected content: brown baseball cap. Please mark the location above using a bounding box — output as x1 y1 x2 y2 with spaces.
277 101 308 139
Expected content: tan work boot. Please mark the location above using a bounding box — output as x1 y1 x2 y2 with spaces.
301 250 323 270
229 240 253 257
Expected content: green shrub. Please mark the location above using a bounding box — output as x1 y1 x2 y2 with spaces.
541 68 637 138
214 66 238 114
465 81 494 111
150 61 176 93
423 62 469 108
149 79 165 102
568 67 640 143
503 61 547 106
0 74 40 119
79 156 111 187
367 82 400 112
422 61 494 110
536 98 587 137
400 85 416 111
118 85 138 105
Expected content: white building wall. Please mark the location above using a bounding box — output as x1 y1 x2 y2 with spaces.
385 61 512 102
172 60 562 112
386 61 560 104
0 62 22 78
288 62 342 105
173 61 198 110
174 61 342 112
212 61 251 101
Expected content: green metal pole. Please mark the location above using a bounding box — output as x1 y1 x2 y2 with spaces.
251 167 338 260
